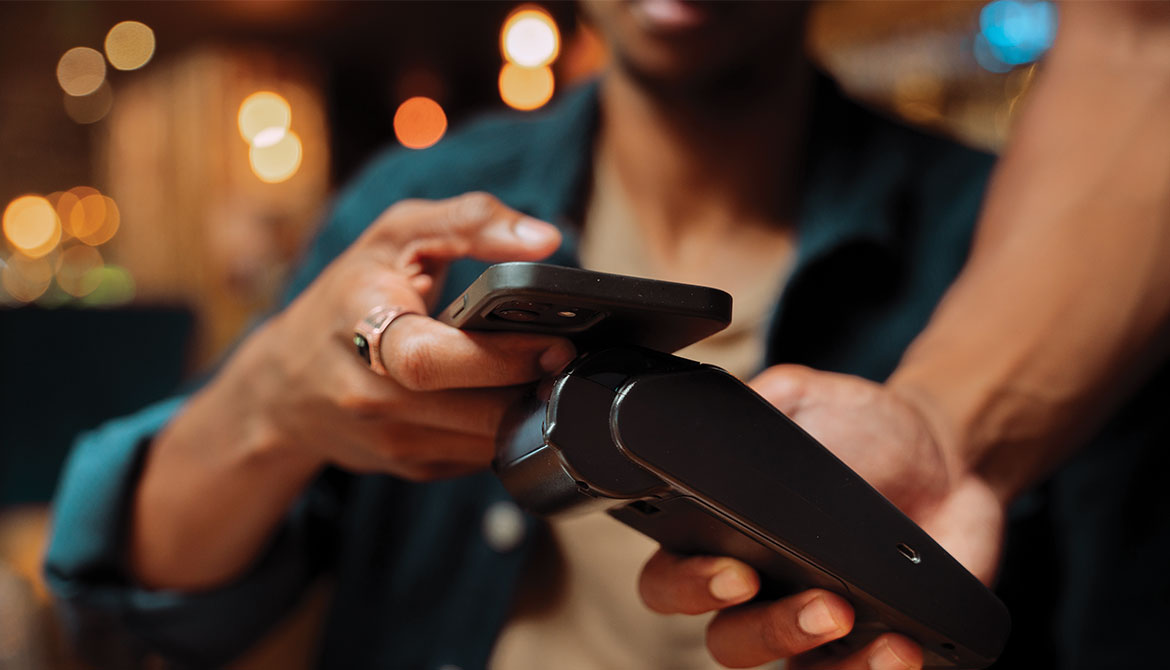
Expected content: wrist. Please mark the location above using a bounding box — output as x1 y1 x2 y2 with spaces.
885 372 1014 505
200 322 327 479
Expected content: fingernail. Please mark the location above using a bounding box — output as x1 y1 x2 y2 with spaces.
708 568 753 602
797 597 841 637
868 639 915 670
540 342 575 374
513 217 554 244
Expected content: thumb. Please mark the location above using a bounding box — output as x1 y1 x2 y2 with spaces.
370 192 562 268
748 364 816 416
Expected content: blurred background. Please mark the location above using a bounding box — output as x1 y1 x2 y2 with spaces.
0 1 1053 667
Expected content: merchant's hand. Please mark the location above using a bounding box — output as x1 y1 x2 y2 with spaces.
638 365 1007 669
133 193 575 590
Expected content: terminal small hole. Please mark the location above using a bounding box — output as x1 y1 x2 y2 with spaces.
574 480 591 491
941 642 956 651
629 500 661 516
896 543 921 564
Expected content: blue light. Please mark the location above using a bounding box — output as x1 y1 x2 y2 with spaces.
977 0 1056 69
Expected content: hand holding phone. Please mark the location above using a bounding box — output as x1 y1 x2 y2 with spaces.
438 262 732 353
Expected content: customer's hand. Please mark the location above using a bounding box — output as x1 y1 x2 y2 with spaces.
134 192 575 591
211 192 575 479
638 365 1006 669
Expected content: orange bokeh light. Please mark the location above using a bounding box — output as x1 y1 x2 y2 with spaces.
3 195 61 259
2 253 53 302
238 91 291 144
393 96 448 150
56 244 105 297
249 130 303 183
67 193 120 246
499 63 555 111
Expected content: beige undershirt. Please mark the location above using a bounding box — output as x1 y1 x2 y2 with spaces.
489 147 794 670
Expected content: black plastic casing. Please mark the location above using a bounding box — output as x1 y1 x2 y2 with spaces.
495 347 1010 669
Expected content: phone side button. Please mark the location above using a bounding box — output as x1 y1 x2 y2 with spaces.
450 294 467 318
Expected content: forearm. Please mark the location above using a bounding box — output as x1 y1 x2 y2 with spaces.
131 323 324 591
888 4 1170 503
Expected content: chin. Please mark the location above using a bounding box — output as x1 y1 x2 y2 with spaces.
582 0 808 89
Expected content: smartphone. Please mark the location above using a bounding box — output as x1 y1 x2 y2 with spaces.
438 262 733 353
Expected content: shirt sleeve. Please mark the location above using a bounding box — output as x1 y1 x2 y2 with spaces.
43 397 347 667
38 154 400 666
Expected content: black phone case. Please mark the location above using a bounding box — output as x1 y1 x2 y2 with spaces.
438 262 732 353
495 347 1010 669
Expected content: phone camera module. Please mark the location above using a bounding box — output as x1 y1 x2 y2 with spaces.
495 308 540 322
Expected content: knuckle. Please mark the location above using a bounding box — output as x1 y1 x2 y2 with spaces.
448 192 500 226
384 197 425 219
366 198 425 244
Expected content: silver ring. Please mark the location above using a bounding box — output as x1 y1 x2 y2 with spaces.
352 306 420 376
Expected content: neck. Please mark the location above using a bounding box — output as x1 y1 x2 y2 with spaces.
597 51 815 239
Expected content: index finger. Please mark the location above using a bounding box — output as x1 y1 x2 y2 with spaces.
379 314 576 391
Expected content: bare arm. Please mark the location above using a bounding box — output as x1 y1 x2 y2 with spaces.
641 5 1170 669
888 1 1170 503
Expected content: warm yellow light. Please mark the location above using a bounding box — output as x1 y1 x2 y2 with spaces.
252 126 287 148
57 47 107 97
46 192 70 240
104 20 156 71
393 97 448 150
238 91 292 144
2 254 53 303
71 195 120 246
499 63 555 111
57 186 97 239
56 244 105 297
249 130 303 183
501 7 560 68
3 196 61 259
64 80 114 124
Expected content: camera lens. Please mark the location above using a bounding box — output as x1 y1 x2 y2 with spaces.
495 308 540 322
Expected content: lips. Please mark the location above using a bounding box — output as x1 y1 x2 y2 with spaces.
628 0 711 32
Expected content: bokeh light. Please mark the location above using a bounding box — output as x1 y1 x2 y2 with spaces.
55 245 104 297
252 126 287 148
56 187 97 240
79 265 135 306
104 20 156 71
502 7 560 68
68 193 120 246
976 0 1056 71
249 130 303 183
499 63 555 111
57 47 107 97
393 97 448 150
238 91 292 144
64 80 114 124
1 254 53 303
3 196 61 259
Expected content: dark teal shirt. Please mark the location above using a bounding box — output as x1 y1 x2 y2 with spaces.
46 80 1168 670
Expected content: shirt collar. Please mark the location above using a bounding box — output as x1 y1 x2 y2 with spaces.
513 74 926 270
